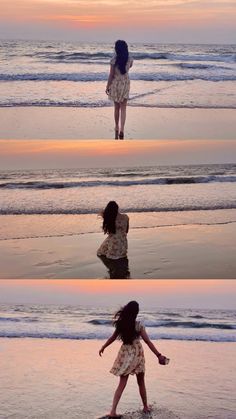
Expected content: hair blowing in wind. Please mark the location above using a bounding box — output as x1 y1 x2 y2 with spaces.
113 301 140 345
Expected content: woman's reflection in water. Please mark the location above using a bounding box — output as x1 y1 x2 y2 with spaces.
98 255 130 279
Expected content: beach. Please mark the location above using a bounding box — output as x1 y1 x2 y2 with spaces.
1 161 236 279
1 107 236 140
0 40 236 140
0 212 236 278
1 12 236 419
0 338 235 418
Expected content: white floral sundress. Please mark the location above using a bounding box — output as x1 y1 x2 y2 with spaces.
110 321 145 376
97 213 129 260
108 54 133 103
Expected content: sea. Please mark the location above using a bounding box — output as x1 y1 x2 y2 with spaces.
0 40 236 109
0 304 235 342
0 163 236 240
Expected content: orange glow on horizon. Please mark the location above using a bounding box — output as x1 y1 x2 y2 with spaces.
2 279 234 295
1 139 236 171
1 280 236 309
0 139 227 153
1 0 235 31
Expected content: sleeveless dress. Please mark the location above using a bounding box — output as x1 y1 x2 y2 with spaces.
97 213 129 260
108 54 133 103
110 321 145 376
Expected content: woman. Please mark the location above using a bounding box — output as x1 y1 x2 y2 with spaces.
99 301 169 418
106 40 133 139
97 201 129 260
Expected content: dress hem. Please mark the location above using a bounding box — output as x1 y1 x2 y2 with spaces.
110 368 145 377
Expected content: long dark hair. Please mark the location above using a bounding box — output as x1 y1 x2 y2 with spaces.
102 201 119 234
113 301 140 344
115 40 129 75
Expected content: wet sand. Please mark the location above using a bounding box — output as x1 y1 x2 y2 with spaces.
0 107 236 139
0 221 235 278
0 339 235 419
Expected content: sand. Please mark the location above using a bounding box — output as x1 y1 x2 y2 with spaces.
0 107 236 139
0 339 235 419
0 220 236 278
98 407 180 419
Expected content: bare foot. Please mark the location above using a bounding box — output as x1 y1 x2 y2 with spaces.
143 405 152 414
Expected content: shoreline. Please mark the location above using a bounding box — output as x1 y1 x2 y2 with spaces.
1 106 236 139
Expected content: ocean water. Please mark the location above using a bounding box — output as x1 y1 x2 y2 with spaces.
1 164 236 216
0 304 235 342
0 40 236 108
1 163 236 241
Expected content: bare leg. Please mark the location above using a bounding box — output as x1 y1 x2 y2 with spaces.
110 375 129 416
120 100 127 135
114 102 120 131
136 372 151 413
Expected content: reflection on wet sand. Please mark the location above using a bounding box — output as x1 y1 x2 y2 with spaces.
98 255 130 279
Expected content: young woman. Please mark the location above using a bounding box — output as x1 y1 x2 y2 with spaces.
99 301 169 418
106 40 133 139
97 201 129 260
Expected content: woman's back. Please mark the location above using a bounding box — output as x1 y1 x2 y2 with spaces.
97 212 128 259
121 320 142 345
114 213 129 235
110 55 133 78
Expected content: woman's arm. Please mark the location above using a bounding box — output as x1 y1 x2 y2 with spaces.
106 65 115 94
140 327 166 363
99 330 119 356
126 218 129 234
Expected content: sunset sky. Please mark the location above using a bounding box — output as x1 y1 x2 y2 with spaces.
1 139 236 169
1 0 235 43
0 280 235 309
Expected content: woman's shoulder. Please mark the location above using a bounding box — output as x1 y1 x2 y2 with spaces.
110 54 116 65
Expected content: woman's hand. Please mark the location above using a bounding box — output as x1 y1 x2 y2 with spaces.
99 346 105 357
158 354 169 365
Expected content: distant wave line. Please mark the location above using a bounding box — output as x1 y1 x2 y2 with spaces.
1 175 236 189
22 51 236 63
88 318 236 330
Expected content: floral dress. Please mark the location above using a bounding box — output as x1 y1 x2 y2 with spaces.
97 213 129 260
108 54 133 103
110 321 145 376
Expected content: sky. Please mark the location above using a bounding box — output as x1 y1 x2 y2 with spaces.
1 0 236 43
0 280 235 309
0 139 236 169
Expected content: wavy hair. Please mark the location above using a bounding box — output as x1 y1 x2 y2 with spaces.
115 40 129 75
102 201 119 234
113 301 140 344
